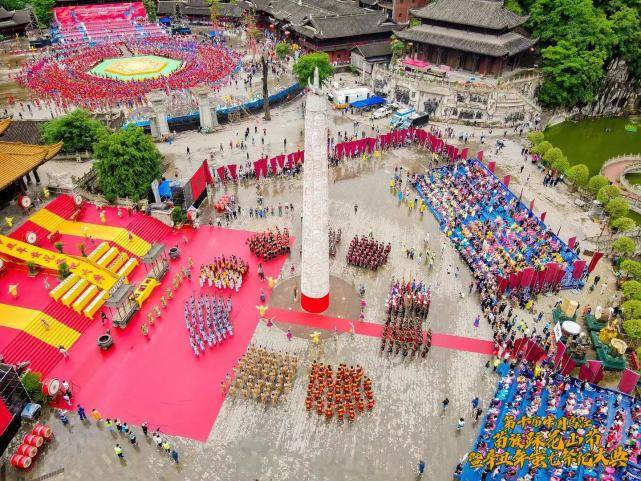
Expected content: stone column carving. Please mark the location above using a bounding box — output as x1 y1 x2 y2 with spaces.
300 68 330 313
147 91 170 138
192 86 218 132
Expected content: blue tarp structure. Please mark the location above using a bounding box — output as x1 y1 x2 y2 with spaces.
349 96 385 109
158 180 172 199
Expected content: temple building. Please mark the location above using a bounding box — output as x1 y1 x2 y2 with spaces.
157 0 247 25
397 0 536 75
358 0 427 25
0 7 33 36
249 0 400 64
0 119 63 205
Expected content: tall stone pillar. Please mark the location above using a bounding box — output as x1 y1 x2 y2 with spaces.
147 91 170 138
148 113 160 139
192 86 218 131
300 68 330 313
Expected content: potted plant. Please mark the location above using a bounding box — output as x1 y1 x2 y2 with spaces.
26 261 38 277
58 261 71 280
78 243 87 257
54 242 64 254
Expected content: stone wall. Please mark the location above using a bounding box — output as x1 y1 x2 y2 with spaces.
367 65 543 127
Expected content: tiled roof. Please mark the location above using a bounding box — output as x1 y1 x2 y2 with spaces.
0 7 31 31
250 0 398 39
0 119 10 136
351 41 392 59
0 141 63 190
397 24 536 56
157 0 247 17
0 120 44 145
410 0 528 30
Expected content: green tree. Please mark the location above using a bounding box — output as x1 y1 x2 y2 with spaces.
94 127 163 203
391 39 406 64
531 140 552 156
275 42 291 59
623 280 641 300
621 259 641 280
597 184 621 205
292 52 333 86
32 0 56 27
171 206 184 226
58 261 70 280
613 236 636 257
409 17 421 28
605 197 630 219
611 216 636 232
552 156 570 174
543 147 563 165
41 109 107 154
623 300 641 319
587 175 610 195
142 0 157 21
566 164 590 186
611 6 641 78
538 40 609 108
20 372 49 405
624 318 641 341
3 0 29 10
53 242 63 253
505 0 524 14
527 131 545 146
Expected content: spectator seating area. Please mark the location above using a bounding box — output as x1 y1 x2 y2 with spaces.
415 158 584 291
462 367 639 480
51 2 166 46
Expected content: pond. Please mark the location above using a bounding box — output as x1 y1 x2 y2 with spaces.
544 117 641 176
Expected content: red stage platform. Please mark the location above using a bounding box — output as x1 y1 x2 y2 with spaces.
48 226 287 441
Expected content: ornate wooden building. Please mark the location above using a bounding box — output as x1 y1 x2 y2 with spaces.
397 0 536 75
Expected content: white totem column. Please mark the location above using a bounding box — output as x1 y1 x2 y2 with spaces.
300 68 330 313
147 91 170 138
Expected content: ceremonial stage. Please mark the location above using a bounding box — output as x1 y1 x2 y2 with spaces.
89 55 183 81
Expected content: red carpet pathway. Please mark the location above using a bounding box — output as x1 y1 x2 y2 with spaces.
268 307 495 355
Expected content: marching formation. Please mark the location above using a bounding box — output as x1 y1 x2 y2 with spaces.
226 346 298 405
328 226 342 257
183 293 233 356
382 279 432 358
346 235 391 271
247 227 291 261
199 255 249 292
306 362 375 422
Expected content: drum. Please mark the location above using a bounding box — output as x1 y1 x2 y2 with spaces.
23 434 43 447
16 444 37 457
10 454 32 469
32 424 52 439
42 379 59 397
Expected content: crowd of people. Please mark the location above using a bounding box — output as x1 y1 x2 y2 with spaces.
198 255 248 291
382 279 432 358
467 359 638 480
247 227 291 261
19 37 239 108
415 158 581 290
183 293 233 356
225 345 298 405
305 362 375 422
346 235 391 271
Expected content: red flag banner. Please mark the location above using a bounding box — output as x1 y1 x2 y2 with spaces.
529 198 535 211
227 164 237 180
560 355 576 376
572 260 587 280
477 150 484 161
553 341 566 369
216 166 227 182
487 161 496 173
460 147 469 160
190 160 213 201
540 212 547 222
503 175 511 187
588 252 603 273
618 368 641 394
568 236 576 249
588 360 603 384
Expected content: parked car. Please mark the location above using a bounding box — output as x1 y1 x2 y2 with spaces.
370 105 394 119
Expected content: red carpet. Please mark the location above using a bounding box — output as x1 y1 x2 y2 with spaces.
48 226 288 441
267 307 495 355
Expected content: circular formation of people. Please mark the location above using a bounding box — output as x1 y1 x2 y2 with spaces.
18 37 238 108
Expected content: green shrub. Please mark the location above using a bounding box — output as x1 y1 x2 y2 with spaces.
623 300 641 320
604 197 629 220
543 146 564 166
610 216 635 232
531 140 552 156
527 131 544 146
58 261 71 280
171 207 184 226
621 259 641 280
21 372 50 405
622 280 641 301
566 164 589 186
587 175 609 195
552 156 570 174
597 185 621 205
613 236 636 258
623 318 641 341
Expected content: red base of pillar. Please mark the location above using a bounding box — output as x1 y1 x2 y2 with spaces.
301 292 330 313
